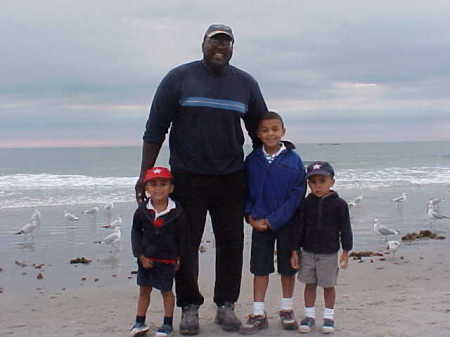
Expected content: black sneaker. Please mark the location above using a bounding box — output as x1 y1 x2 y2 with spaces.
155 324 173 337
215 302 242 331
180 304 199 335
299 316 315 333
129 322 150 337
321 318 335 334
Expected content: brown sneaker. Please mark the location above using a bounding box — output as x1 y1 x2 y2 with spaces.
279 310 298 330
239 314 268 335
215 302 242 332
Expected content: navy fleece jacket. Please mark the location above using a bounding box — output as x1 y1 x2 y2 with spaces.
245 141 306 231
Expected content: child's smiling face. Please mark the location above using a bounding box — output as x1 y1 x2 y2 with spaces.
257 118 285 152
145 178 174 202
308 174 335 197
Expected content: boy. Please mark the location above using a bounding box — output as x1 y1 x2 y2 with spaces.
130 167 187 337
290 161 353 334
240 111 306 334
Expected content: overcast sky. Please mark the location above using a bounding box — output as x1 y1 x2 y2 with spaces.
2 0 450 147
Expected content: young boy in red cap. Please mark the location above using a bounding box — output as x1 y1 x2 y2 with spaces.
130 167 187 337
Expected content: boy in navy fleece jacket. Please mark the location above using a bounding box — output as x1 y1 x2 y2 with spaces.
239 111 306 335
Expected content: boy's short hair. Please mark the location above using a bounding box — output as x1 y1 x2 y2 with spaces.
306 161 335 178
259 111 284 128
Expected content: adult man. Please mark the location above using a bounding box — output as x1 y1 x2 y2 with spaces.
135 24 268 335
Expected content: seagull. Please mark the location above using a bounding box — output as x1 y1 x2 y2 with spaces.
83 206 100 215
104 202 114 212
348 195 363 208
16 209 41 238
392 192 407 205
102 216 122 229
64 210 79 222
95 226 121 251
386 240 401 256
427 204 449 229
373 218 400 241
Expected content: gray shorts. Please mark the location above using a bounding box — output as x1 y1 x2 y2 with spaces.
297 250 339 288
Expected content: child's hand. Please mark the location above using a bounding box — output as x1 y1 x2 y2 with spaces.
251 218 268 231
340 251 349 269
175 257 181 271
139 256 154 269
290 250 301 270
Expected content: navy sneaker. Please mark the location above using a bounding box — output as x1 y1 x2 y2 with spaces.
129 322 150 337
155 324 173 337
299 316 315 333
321 318 335 334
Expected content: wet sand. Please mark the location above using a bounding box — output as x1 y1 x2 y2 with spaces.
2 236 450 337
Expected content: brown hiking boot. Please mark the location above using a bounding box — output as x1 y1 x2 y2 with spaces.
215 302 242 331
239 314 268 335
179 304 199 335
279 310 298 330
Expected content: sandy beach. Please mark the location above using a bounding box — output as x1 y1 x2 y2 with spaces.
2 235 450 337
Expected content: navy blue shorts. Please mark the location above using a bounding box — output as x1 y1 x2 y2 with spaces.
250 224 296 276
137 260 176 292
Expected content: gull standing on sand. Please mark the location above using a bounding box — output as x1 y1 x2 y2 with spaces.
83 206 100 215
386 240 401 256
373 218 400 241
349 194 363 208
95 225 121 251
427 203 449 229
15 209 41 239
64 210 79 222
102 216 122 229
392 192 407 205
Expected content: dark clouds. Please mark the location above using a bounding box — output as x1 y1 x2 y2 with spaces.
1 1 450 146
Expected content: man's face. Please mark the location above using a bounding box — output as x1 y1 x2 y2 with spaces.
308 175 335 197
202 34 233 69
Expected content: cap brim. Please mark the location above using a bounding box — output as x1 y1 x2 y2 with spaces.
206 30 233 39
306 170 333 178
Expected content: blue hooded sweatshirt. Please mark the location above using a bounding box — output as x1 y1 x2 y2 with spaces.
245 141 306 231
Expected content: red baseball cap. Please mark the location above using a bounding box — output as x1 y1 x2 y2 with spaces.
143 167 173 183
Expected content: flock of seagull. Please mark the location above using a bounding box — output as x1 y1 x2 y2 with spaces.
15 202 122 252
348 192 449 256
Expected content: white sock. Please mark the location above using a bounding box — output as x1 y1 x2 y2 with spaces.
305 306 316 319
280 297 294 311
324 308 334 320
253 302 265 316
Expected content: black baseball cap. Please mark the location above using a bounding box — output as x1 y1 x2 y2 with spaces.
306 161 335 178
204 24 234 41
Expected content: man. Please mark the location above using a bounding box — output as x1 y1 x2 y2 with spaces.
135 24 268 335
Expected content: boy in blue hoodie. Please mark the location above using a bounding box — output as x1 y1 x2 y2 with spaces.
239 111 306 335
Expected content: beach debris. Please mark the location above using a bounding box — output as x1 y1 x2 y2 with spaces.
36 272 44 279
70 257 92 264
392 192 407 205
81 277 87 281
401 230 446 241
94 278 99 282
350 251 383 259
199 245 206 253
15 260 27 267
373 218 400 241
0 267 3 272
130 270 138 274
33 263 45 269
64 210 79 222
83 206 100 215
0 287 3 294
128 276 132 279
112 274 117 278
21 272 27 275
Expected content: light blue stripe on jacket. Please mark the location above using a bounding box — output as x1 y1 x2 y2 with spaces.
180 97 247 113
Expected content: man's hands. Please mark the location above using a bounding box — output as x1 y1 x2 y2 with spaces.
139 255 154 269
247 215 269 231
135 177 145 204
339 251 349 269
290 250 301 270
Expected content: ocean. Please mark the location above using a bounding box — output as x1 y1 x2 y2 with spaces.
1 141 449 294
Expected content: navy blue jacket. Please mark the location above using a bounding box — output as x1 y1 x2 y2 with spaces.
291 191 353 254
143 60 268 175
245 141 306 231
